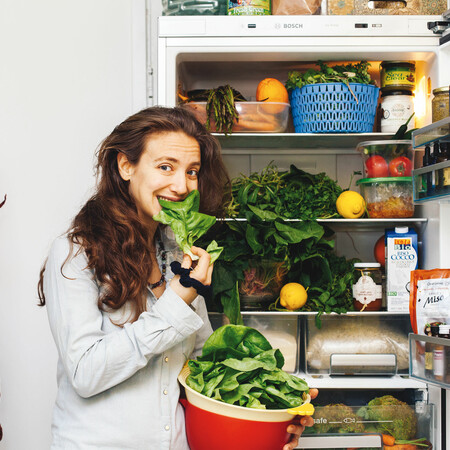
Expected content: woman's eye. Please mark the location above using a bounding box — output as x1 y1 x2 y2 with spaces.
187 169 199 177
159 164 172 172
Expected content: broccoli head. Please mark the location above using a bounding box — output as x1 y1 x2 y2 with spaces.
312 403 365 434
357 395 417 441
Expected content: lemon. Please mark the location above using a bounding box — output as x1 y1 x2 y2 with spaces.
336 191 366 219
280 282 308 311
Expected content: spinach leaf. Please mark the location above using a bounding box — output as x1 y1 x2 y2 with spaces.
153 190 223 263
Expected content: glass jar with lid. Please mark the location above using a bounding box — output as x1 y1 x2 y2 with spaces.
352 262 383 311
432 86 449 123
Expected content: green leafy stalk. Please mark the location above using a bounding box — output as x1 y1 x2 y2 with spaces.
153 190 223 263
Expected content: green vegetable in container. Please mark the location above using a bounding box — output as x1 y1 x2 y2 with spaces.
186 325 310 409
356 395 417 441
153 189 223 263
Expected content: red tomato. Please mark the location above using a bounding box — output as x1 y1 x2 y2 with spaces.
374 235 385 267
389 156 413 177
365 155 389 178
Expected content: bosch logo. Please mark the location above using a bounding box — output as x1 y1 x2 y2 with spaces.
284 23 303 28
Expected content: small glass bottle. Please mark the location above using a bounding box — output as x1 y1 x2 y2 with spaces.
425 323 441 378
352 263 383 311
432 324 448 382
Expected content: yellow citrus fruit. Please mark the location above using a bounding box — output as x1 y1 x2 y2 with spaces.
256 78 289 103
336 191 366 219
279 282 308 311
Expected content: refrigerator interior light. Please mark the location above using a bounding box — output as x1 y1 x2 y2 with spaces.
413 75 428 122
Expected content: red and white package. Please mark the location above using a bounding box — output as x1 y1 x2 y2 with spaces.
409 269 450 335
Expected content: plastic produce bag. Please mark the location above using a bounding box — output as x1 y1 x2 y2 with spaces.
272 0 321 15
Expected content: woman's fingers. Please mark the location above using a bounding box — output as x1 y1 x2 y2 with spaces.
181 254 192 270
189 246 212 284
309 388 319 400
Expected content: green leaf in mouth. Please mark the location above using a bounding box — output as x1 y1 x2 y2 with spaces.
153 189 223 263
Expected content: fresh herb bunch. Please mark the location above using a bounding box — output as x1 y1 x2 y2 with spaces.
285 61 374 91
225 163 343 220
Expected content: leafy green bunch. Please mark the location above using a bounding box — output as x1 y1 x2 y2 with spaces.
153 190 223 263
285 61 374 91
187 325 309 409
225 164 343 220
198 164 355 326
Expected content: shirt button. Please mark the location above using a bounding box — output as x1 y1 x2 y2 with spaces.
164 356 169 363
165 425 170 431
163 389 168 395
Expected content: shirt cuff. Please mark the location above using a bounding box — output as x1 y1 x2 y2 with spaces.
151 285 204 337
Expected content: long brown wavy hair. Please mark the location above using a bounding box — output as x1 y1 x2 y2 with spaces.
38 106 230 322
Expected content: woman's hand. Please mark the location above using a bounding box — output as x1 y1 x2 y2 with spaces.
283 388 318 450
170 246 213 304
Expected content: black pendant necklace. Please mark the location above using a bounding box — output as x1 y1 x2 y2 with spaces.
149 237 166 290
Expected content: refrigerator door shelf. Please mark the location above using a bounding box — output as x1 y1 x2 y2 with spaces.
409 333 450 389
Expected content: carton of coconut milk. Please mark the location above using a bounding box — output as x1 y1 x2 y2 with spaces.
386 227 418 312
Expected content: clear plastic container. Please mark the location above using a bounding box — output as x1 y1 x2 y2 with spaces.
302 401 434 450
356 140 414 179
304 314 412 375
162 0 227 15
356 177 414 218
183 101 290 133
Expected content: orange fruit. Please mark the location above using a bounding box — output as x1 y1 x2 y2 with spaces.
256 78 289 114
256 78 289 103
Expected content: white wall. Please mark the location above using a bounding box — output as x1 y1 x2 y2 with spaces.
0 1 144 448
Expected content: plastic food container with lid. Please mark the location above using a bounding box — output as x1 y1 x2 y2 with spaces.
356 177 414 218
183 101 290 133
356 140 414 178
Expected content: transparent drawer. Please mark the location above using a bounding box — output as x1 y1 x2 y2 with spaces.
208 313 299 373
303 314 412 376
300 400 434 450
409 333 450 389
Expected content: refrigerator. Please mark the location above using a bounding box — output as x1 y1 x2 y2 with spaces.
149 8 450 449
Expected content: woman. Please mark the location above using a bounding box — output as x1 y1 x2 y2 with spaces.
38 106 314 449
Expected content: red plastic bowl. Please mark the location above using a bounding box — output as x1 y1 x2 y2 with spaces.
181 398 292 450
178 366 310 450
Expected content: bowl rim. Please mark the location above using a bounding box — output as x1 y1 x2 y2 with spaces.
178 365 310 422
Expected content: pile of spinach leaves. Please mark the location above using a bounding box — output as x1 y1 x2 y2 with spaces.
198 164 356 327
187 324 309 409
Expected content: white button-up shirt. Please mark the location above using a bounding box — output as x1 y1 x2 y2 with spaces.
44 228 213 449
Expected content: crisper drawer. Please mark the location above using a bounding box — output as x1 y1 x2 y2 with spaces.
298 400 434 450
208 312 299 373
303 314 411 376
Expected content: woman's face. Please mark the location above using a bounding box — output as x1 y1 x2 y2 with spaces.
117 131 201 225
